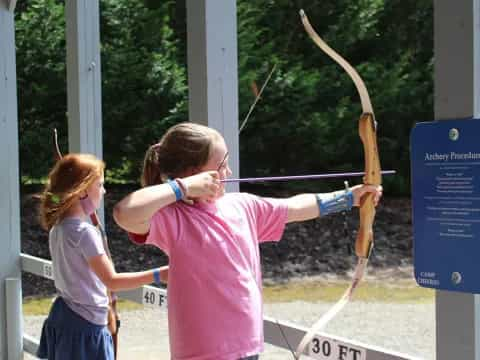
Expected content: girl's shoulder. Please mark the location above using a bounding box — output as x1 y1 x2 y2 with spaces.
59 217 97 232
222 191 255 201
222 192 262 204
221 192 287 212
54 218 99 246
219 192 261 210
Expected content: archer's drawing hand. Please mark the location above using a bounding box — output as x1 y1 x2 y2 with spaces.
351 184 383 207
182 171 221 202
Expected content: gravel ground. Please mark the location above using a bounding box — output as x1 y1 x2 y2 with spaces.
24 298 434 360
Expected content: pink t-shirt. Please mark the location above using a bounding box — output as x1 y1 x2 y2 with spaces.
146 192 288 360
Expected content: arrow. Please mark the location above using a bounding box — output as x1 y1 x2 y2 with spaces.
221 169 395 183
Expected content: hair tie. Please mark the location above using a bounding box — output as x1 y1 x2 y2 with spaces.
151 143 161 151
49 193 61 204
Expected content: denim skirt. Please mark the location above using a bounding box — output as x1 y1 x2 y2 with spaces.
37 297 114 360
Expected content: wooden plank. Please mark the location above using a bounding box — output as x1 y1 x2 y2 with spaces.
23 334 39 357
264 316 420 360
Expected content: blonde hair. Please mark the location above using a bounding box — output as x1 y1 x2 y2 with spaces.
141 122 221 187
39 153 105 230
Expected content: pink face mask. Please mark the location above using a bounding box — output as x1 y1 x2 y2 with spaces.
79 195 96 216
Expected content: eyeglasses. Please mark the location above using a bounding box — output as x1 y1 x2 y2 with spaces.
217 152 229 172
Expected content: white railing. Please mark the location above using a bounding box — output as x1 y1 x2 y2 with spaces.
15 253 420 360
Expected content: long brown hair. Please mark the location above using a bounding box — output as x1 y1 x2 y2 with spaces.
40 153 105 230
141 122 221 186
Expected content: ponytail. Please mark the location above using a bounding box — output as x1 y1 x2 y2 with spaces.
141 145 164 187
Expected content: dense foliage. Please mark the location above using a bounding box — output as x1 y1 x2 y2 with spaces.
15 0 433 194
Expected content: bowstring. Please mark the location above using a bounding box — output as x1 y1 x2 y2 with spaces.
239 61 298 357
276 318 299 360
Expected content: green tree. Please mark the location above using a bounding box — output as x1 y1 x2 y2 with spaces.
15 0 433 195
100 0 187 182
236 0 432 194
16 0 67 181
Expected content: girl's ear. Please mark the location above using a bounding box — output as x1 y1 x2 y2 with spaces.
79 190 88 199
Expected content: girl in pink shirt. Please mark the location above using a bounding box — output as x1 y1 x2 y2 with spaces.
114 123 382 360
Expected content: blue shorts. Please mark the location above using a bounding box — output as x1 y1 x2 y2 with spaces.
37 297 113 360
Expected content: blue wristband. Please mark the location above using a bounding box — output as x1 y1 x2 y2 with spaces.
316 190 353 216
153 268 161 284
167 179 183 201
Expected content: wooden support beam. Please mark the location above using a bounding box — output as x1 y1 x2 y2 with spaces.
8 0 17 12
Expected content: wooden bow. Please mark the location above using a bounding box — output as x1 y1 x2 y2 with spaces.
293 10 382 359
52 129 120 359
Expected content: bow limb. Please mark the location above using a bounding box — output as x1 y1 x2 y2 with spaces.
299 9 382 257
299 10 373 115
293 10 382 359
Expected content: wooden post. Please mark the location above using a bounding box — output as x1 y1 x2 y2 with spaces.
0 1 22 359
435 1 480 359
65 0 104 220
186 0 240 191
66 0 103 156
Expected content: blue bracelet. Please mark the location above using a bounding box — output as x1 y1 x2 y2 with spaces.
316 190 354 216
167 179 183 201
153 268 161 284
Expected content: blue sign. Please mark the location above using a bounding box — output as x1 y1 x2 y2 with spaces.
411 118 480 293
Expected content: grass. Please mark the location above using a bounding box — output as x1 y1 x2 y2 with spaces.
23 297 143 316
24 279 433 316
263 279 435 303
